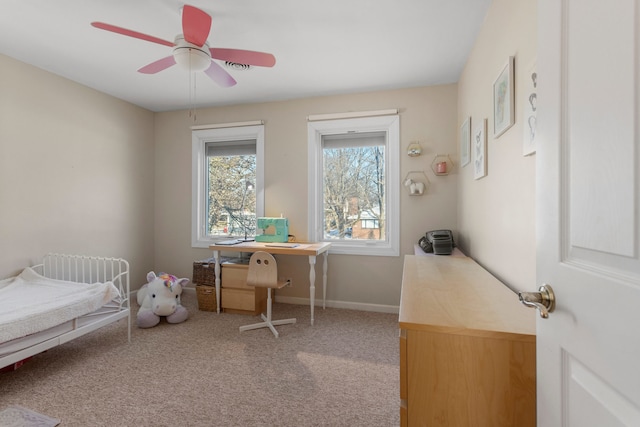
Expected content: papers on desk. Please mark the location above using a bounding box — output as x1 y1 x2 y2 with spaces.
264 243 300 248
216 239 241 245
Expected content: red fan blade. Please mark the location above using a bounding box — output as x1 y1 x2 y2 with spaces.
182 5 211 47
210 48 276 67
138 56 176 74
91 22 174 47
203 61 237 87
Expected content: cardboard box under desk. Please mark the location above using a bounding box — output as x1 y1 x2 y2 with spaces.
221 261 267 316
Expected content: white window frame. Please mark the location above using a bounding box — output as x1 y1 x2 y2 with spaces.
192 125 265 248
307 115 400 256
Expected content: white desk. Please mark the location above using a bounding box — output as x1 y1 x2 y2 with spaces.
209 241 331 325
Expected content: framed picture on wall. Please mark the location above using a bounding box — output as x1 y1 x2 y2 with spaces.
493 56 515 138
473 118 487 180
522 61 537 156
460 116 471 167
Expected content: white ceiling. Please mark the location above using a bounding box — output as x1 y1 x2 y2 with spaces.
0 0 491 112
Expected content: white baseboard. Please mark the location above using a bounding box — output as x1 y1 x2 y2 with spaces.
184 285 399 314
275 295 399 314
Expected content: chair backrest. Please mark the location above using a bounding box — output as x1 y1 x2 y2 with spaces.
246 251 278 288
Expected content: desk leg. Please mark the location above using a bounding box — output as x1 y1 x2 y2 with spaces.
322 251 328 310
213 250 221 314
308 255 316 325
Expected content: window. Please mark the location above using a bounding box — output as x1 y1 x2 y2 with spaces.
361 219 379 229
308 115 399 256
192 124 264 248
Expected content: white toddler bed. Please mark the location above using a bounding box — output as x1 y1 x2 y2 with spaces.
0 253 130 370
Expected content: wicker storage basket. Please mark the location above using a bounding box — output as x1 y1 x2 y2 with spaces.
195 284 217 312
193 257 217 287
193 258 218 312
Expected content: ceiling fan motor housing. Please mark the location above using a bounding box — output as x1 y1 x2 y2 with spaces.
173 36 211 72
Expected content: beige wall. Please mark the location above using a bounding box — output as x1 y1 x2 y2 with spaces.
1 0 536 307
0 54 155 284
155 85 458 310
456 0 537 292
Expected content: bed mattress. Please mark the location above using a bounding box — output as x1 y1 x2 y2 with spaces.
0 267 120 343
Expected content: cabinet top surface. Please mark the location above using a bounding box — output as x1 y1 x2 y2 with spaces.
399 255 535 338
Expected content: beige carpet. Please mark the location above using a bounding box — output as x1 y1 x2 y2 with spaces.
0 292 400 426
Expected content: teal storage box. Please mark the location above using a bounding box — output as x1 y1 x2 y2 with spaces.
255 217 289 243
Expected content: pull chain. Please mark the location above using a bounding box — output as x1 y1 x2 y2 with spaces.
188 50 197 122
192 71 197 122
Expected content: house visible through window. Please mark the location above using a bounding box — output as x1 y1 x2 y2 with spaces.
192 125 264 248
308 115 399 256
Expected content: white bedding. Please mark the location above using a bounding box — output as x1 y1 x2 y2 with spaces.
0 267 120 343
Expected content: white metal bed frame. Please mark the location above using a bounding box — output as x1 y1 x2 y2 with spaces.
0 253 131 370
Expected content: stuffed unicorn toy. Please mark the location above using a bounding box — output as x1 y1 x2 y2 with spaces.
136 272 189 328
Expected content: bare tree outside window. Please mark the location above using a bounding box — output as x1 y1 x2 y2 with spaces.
207 155 256 238
322 136 385 241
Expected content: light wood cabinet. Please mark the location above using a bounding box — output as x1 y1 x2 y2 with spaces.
399 255 536 427
221 261 267 315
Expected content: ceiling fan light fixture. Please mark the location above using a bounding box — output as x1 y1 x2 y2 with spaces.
173 37 211 72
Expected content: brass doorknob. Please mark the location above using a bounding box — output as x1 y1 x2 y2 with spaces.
518 284 555 318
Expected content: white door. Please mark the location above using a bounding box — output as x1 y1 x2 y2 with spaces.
536 0 640 425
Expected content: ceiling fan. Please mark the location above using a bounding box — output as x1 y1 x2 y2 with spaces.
91 4 275 87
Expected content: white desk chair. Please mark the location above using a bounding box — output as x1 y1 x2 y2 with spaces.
239 251 296 337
